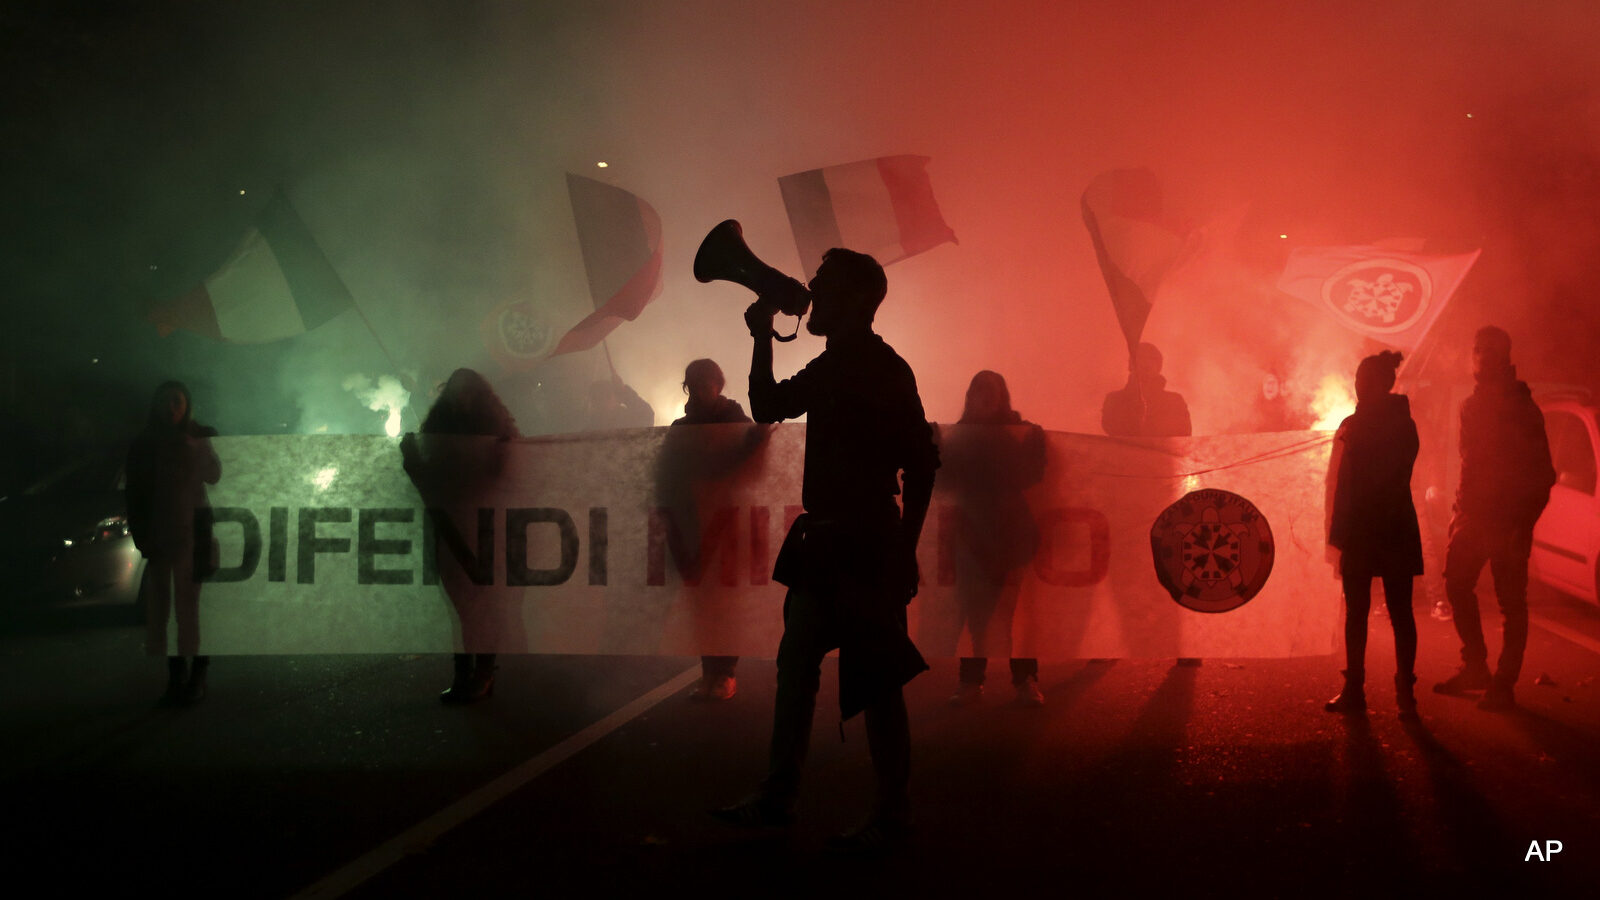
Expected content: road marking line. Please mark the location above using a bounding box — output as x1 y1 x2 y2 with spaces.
292 665 701 899
1531 613 1600 657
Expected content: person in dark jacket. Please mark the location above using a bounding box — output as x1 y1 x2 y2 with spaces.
668 358 758 701
1101 342 1192 438
401 369 523 704
714 248 938 852
126 381 220 706
1323 352 1423 719
940 371 1047 707
1434 327 1556 710
1102 342 1199 666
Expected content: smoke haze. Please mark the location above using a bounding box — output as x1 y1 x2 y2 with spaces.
6 0 1600 476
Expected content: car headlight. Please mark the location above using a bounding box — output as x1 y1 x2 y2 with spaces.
93 515 130 541
65 516 131 547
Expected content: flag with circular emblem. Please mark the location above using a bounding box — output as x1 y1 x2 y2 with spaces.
1276 245 1480 349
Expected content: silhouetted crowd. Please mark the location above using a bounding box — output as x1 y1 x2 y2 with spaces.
126 241 1555 856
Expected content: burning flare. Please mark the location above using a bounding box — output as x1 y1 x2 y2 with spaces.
343 374 410 437
1309 373 1356 431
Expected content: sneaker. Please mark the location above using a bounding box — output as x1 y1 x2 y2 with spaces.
1477 684 1516 711
948 683 983 707
707 675 735 701
1430 599 1453 622
1014 677 1045 707
692 675 736 701
710 794 794 828
1433 663 1492 695
827 817 912 855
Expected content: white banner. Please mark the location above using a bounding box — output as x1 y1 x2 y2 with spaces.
173 425 1339 657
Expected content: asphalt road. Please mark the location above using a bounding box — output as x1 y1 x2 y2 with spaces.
3 589 1597 898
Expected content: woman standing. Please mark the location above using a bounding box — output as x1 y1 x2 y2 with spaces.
1325 351 1424 719
126 381 220 706
401 369 522 704
939 371 1047 707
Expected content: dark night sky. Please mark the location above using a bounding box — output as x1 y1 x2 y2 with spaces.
5 0 1600 477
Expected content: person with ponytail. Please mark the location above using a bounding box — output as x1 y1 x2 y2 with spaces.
1324 351 1424 719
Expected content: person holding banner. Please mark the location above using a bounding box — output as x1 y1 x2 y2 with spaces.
664 358 763 701
936 371 1047 707
714 248 938 852
401 369 523 705
1434 327 1555 711
1323 352 1423 719
126 381 220 706
1101 343 1192 438
1102 342 1198 666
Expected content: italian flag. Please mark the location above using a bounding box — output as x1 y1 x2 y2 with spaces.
778 155 956 280
1081 168 1192 365
544 173 664 358
149 190 354 343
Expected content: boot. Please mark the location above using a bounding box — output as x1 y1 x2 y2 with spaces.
1433 661 1492 695
440 654 475 705
948 682 983 707
159 656 187 707
1477 680 1516 711
183 656 209 706
1323 670 1366 714
1395 673 1418 721
463 661 496 702
442 658 496 705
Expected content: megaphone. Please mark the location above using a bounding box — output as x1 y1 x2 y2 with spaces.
694 219 811 340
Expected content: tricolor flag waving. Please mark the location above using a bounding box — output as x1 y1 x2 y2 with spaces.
149 190 354 342
481 175 664 370
1276 245 1481 349
554 174 665 357
778 155 956 280
1081 168 1193 365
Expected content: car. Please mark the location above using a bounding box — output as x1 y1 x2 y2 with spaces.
0 450 146 621
1531 394 1600 605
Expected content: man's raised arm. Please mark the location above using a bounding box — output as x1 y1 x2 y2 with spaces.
745 302 807 423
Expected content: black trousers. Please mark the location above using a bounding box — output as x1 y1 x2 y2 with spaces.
1340 569 1417 680
761 587 910 820
1444 516 1533 686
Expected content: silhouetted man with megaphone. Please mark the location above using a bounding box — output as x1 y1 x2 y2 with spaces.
711 243 938 853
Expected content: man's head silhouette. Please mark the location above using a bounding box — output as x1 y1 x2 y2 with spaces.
1472 325 1512 381
805 248 886 337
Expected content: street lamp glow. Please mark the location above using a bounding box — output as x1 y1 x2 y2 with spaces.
596 161 608 168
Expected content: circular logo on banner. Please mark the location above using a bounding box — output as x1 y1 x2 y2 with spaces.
495 301 552 360
1150 489 1274 613
1320 259 1432 334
